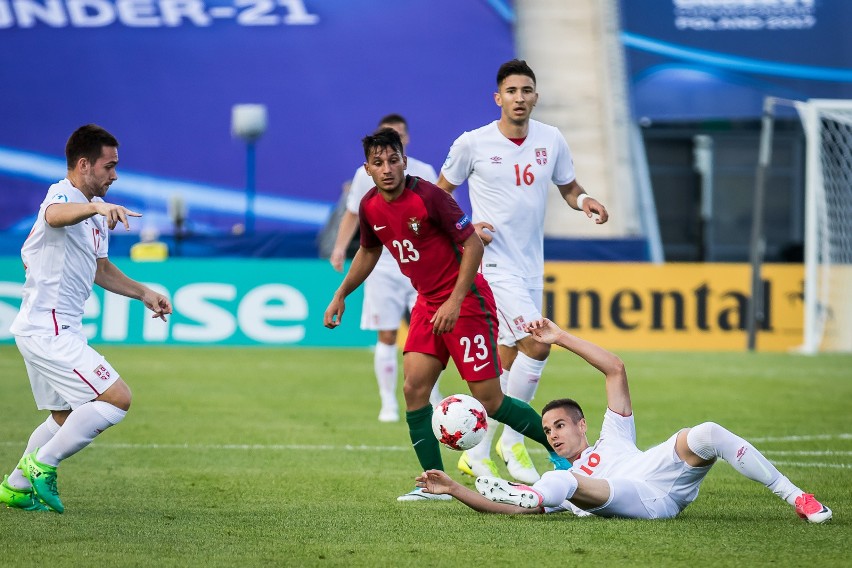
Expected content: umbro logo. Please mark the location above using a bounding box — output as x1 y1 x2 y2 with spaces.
490 156 502 164
473 361 491 372
373 225 386 231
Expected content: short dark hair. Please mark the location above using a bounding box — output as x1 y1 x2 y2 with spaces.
541 398 585 423
65 124 118 170
362 127 404 161
496 59 536 88
377 113 407 128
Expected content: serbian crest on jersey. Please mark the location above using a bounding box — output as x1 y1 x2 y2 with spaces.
535 148 548 165
513 315 527 333
94 364 111 381
408 217 421 236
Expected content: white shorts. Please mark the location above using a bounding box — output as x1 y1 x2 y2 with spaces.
588 432 712 519
361 255 417 331
485 274 543 347
15 333 120 411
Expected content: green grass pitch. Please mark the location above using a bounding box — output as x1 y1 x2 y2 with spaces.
1 345 850 567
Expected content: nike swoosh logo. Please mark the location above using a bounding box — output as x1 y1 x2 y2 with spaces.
373 225 386 231
473 361 491 372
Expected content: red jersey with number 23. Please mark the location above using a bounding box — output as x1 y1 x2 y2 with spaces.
359 176 487 310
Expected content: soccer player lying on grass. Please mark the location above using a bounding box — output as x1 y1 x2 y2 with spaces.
415 318 832 523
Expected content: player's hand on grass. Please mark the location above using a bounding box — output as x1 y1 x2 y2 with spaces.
416 470 455 495
323 297 346 328
523 318 563 344
474 222 495 246
94 202 142 231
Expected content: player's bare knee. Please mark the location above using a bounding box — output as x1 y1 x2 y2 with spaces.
402 378 432 407
51 409 72 426
98 379 132 411
467 382 503 414
519 337 550 360
377 329 397 345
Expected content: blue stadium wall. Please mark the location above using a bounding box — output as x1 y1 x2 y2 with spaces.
1 0 849 260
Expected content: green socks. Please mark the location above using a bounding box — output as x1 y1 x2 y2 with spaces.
491 396 554 452
406 404 443 471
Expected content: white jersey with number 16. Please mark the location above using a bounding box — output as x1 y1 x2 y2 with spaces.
441 119 575 283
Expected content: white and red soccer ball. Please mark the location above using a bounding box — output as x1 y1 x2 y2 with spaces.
432 394 488 451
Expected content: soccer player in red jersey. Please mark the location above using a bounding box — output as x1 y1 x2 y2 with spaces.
324 128 567 501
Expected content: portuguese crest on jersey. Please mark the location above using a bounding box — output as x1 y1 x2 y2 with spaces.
407 217 421 236
535 148 548 165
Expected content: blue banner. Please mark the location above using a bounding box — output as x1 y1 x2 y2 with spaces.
0 0 513 238
620 0 852 120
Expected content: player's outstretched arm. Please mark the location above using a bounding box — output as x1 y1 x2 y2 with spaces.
525 318 631 416
416 470 541 515
95 258 172 321
46 202 141 231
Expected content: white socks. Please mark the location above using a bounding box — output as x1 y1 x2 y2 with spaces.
534 470 578 507
7 415 61 489
501 353 547 447
374 341 399 413
686 422 803 505
36 401 127 467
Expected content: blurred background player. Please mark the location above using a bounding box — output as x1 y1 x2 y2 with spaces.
417 318 832 524
324 128 567 501
0 124 172 513
437 60 608 483
330 114 442 422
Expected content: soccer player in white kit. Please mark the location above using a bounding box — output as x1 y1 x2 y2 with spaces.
0 125 172 513
437 60 608 483
330 114 442 422
415 318 833 524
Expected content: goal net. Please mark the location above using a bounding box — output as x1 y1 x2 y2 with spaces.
795 99 852 353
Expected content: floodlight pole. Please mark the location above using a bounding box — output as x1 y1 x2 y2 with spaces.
246 141 256 235
231 104 268 236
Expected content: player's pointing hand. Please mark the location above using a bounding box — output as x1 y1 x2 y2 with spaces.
94 202 142 231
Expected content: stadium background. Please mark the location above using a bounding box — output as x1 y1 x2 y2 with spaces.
1 0 851 351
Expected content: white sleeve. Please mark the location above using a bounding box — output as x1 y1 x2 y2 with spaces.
345 166 374 214
598 409 637 445
440 131 474 187
551 132 576 186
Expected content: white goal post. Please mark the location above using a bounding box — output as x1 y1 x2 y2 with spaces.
795 99 852 354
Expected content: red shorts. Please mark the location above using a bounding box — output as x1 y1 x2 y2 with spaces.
404 286 501 382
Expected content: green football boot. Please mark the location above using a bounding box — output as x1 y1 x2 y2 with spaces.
18 451 63 513
0 475 49 511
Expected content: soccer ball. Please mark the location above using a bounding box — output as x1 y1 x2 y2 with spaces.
432 394 488 451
